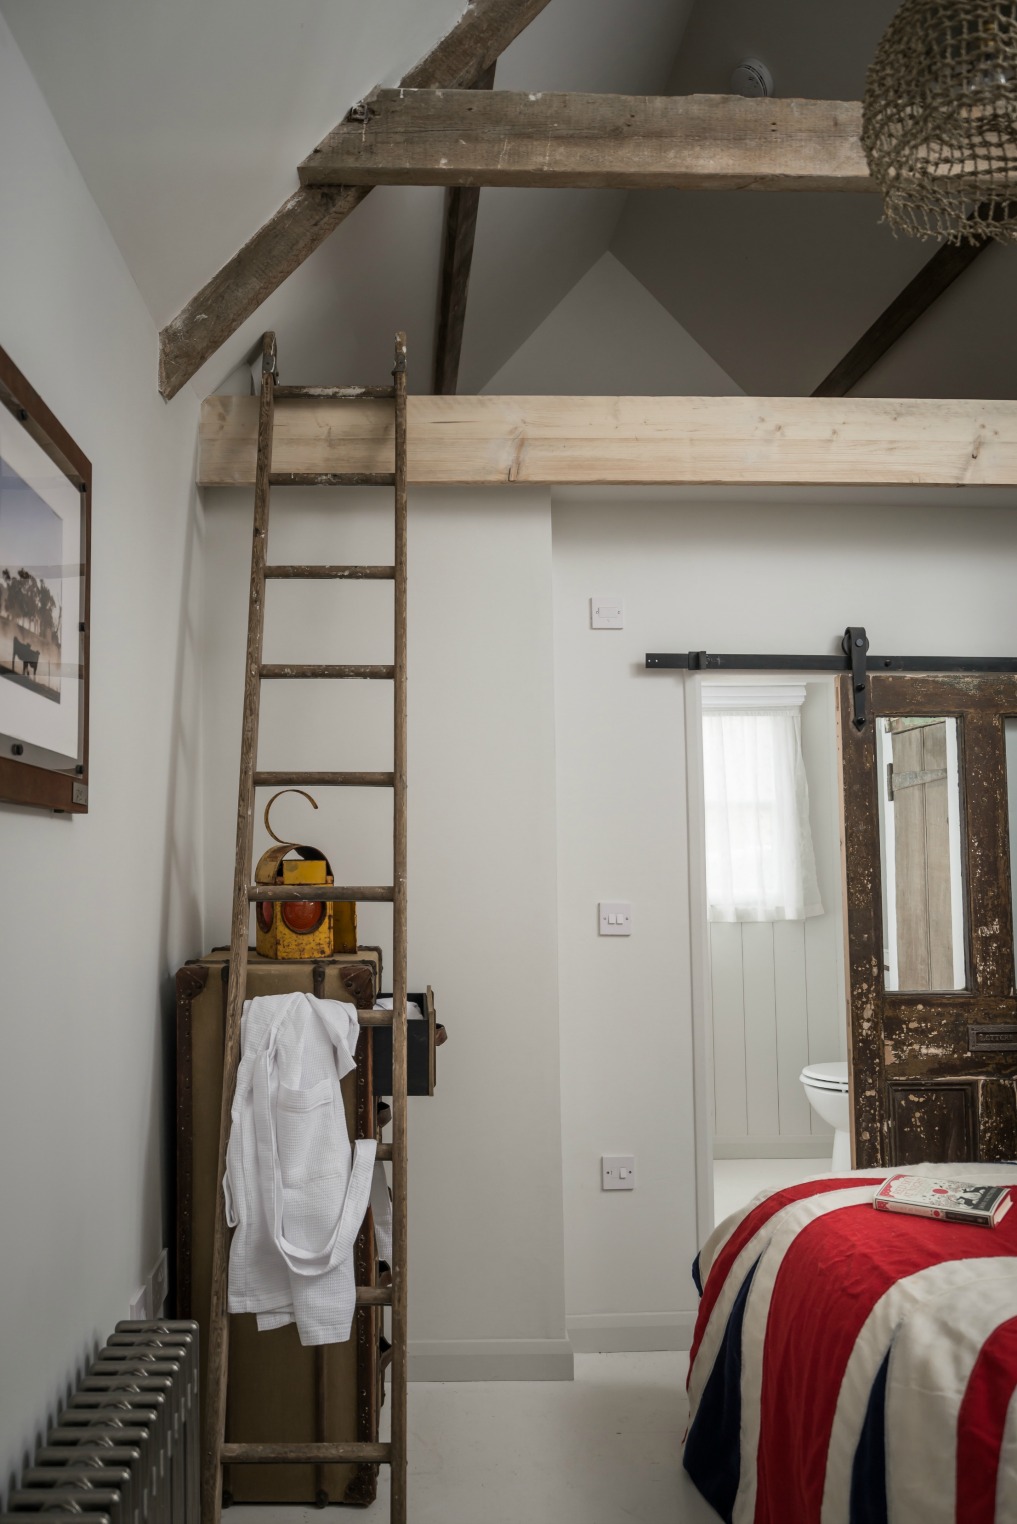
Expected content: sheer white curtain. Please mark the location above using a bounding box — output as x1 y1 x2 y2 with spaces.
702 689 823 923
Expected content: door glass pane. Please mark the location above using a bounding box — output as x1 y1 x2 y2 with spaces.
876 717 967 991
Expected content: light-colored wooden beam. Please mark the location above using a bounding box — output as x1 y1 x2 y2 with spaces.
157 0 554 401
300 90 872 192
199 393 1017 488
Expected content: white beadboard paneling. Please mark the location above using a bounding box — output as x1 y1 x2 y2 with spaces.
804 916 842 1137
742 923 780 1137
710 922 747 1138
772 920 813 1136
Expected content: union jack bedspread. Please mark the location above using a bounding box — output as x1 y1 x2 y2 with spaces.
684 1166 1017 1524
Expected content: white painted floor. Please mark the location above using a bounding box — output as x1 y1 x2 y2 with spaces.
228 1353 721 1523
225 1167 837 1523
713 1155 832 1225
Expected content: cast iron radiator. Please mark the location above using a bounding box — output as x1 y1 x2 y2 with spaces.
3 1320 199 1524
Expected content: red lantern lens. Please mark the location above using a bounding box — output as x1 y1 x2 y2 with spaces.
281 900 325 933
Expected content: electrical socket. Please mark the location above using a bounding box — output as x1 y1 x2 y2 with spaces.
147 1249 169 1318
602 1154 636 1190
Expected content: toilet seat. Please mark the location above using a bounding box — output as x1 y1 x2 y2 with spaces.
800 1061 849 1092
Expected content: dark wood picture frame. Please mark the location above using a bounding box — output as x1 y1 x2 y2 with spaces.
0 344 91 813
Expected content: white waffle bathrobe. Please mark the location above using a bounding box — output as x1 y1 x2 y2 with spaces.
223 992 376 1346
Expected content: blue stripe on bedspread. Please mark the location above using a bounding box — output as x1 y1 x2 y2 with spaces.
850 1347 890 1524
683 1258 759 1524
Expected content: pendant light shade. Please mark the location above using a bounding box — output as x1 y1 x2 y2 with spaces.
862 0 1017 242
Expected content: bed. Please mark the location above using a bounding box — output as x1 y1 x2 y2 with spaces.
684 1166 1017 1524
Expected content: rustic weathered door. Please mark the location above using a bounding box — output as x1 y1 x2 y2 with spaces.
840 674 1017 1168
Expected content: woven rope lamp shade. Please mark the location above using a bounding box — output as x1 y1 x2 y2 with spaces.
862 0 1017 242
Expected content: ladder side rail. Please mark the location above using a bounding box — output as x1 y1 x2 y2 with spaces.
390 333 409 1524
201 332 277 1524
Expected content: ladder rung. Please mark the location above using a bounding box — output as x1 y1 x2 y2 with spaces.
248 885 394 903
221 1441 391 1465
269 472 395 487
358 1011 395 1028
376 1143 393 1161
260 664 394 680
273 385 395 401
253 771 394 788
356 1285 392 1307
264 565 395 580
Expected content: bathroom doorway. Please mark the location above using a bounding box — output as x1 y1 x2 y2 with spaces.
688 674 850 1227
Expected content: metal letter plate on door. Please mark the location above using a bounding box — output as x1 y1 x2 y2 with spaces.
968 1024 1017 1053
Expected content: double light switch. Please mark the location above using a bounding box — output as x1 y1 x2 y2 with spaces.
599 901 632 936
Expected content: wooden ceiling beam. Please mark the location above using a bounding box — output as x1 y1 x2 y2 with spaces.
157 0 554 400
433 64 496 395
198 392 1017 488
813 230 993 398
300 89 872 192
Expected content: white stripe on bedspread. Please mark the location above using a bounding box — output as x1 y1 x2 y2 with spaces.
885 1271 1017 1524
820 1263 1017 1524
997 1386 1017 1521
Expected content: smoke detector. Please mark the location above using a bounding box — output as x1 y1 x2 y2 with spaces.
730 59 774 98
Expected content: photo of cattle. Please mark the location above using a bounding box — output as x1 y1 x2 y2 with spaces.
0 454 63 703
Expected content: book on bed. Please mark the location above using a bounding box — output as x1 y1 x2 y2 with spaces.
873 1173 1013 1226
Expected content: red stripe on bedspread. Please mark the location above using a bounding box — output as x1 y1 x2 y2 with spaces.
689 1178 882 1376
755 1207 1017 1524
956 1315 1017 1524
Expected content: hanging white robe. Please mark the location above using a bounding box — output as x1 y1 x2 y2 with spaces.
223 991 376 1346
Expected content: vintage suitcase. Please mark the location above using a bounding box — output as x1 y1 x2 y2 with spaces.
175 948 384 1507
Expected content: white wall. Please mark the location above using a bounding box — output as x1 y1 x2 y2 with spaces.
710 680 845 1160
200 483 571 1380
551 487 1017 1352
483 252 742 397
0 17 202 1492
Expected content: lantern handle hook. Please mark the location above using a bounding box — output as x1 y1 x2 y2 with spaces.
264 788 319 845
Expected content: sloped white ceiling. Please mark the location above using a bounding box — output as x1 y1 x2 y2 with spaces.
4 0 1012 401
611 0 1017 399
0 0 694 397
483 252 741 395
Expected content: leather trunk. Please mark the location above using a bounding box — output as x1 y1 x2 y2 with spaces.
175 948 383 1507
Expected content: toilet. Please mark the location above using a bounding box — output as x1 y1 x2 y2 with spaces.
799 1061 851 1171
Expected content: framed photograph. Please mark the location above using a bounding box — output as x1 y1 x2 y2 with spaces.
0 344 90 812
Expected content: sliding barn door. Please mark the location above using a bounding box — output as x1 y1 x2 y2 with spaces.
840 674 1017 1168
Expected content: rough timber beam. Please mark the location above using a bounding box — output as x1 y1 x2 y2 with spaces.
300 90 872 192
433 63 496 394
199 393 1017 488
157 0 554 401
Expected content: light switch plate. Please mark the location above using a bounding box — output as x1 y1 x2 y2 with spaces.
590 596 624 629
602 1154 636 1190
599 901 632 936
129 1286 148 1321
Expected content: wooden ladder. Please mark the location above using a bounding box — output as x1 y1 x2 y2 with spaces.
202 331 409 1524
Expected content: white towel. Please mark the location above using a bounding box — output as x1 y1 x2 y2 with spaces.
223 991 376 1346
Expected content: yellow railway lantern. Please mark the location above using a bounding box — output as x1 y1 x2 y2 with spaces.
254 789 357 959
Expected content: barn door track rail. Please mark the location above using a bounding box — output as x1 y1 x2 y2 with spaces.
646 628 1017 729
